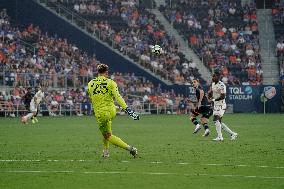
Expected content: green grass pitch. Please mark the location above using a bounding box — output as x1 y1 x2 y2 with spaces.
0 114 284 189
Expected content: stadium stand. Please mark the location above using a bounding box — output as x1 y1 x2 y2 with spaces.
46 0 205 85
160 0 263 85
0 9 191 117
272 0 284 85
0 83 190 118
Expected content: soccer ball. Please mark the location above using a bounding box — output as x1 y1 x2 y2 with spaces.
151 45 162 55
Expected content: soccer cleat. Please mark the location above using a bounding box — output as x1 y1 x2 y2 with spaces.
203 129 210 137
102 149 109 158
193 125 201 134
129 146 138 158
231 133 238 140
213 137 224 141
31 119 36 124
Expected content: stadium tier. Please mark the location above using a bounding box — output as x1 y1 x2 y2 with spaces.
160 0 262 85
272 0 284 85
0 8 191 117
47 0 205 84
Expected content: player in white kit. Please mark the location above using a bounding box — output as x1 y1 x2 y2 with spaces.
21 86 45 124
210 72 238 141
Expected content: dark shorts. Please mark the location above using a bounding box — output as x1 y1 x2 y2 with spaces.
191 106 213 119
25 103 30 112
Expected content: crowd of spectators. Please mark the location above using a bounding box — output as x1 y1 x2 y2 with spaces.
272 0 284 85
272 0 284 26
0 8 193 116
160 0 263 85
0 8 98 88
52 0 205 84
0 72 194 117
276 37 284 86
0 8 190 118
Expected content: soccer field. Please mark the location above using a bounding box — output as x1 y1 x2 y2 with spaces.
0 114 284 189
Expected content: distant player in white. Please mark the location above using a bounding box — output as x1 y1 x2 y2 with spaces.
210 72 238 141
21 86 44 124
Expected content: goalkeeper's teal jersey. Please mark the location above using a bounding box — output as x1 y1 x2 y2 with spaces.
88 76 127 115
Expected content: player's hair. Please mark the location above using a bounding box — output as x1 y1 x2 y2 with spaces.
213 70 221 77
97 64 109 74
193 78 199 83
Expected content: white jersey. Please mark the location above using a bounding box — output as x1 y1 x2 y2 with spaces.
33 90 44 104
212 81 226 117
212 81 226 105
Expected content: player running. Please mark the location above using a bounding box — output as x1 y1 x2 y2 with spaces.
23 87 34 113
190 79 212 137
88 64 139 158
21 86 44 124
210 72 238 141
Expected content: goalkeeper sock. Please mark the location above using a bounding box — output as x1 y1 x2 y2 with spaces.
108 135 129 150
103 137 109 150
221 122 234 135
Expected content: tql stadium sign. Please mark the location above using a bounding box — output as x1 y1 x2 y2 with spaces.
228 86 253 100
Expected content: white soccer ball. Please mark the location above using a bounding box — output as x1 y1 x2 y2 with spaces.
151 45 162 55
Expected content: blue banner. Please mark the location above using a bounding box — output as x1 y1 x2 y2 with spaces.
186 85 282 113
226 86 260 113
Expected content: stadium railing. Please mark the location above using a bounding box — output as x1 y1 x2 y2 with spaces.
0 72 152 89
0 73 98 89
0 101 186 118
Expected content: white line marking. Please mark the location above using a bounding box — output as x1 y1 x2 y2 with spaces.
206 163 224 166
1 170 284 179
236 165 249 167
149 161 163 164
0 160 41 162
202 164 250 167
0 159 283 170
177 162 189 165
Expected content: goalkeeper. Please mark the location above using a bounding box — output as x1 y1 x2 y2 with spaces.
88 64 139 158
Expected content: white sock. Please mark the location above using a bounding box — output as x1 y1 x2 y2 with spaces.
214 121 223 138
221 122 234 135
25 113 34 120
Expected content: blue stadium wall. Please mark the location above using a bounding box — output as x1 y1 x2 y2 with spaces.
0 0 282 113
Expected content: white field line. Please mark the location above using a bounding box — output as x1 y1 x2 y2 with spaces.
0 159 284 169
1 170 284 179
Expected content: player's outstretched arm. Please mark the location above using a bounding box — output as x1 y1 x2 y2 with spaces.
111 81 140 120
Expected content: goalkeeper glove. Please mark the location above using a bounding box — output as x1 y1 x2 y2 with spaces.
125 107 140 120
